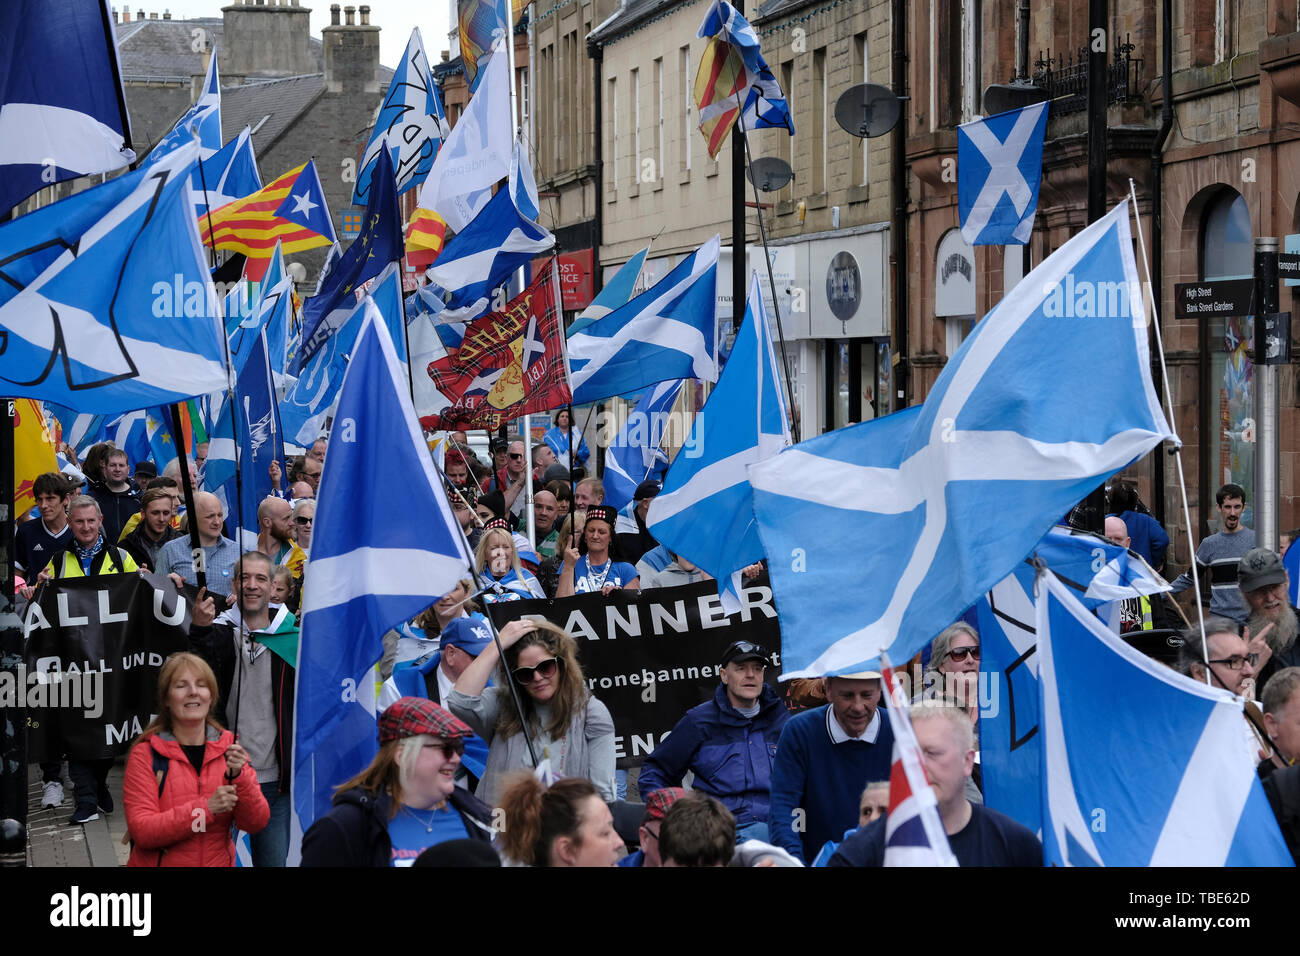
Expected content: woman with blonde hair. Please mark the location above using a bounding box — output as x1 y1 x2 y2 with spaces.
474 519 544 602
448 619 616 806
123 652 268 866
496 773 623 866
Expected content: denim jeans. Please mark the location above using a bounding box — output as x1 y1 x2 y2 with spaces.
250 781 290 867
735 820 770 844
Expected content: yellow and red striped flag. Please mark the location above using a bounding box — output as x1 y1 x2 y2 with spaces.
14 400 58 515
406 206 448 270
198 160 337 267
694 35 748 160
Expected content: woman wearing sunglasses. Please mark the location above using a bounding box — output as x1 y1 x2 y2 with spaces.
301 697 497 866
448 619 616 807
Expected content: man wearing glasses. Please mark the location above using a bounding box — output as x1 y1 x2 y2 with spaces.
638 642 789 844
481 439 536 522
1178 616 1267 764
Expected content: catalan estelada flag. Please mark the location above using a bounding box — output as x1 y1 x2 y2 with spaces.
14 399 57 516
199 160 337 270
406 206 448 270
694 36 747 160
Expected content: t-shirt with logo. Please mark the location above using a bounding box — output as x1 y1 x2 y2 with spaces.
14 519 71 575
388 804 469 866
573 556 638 593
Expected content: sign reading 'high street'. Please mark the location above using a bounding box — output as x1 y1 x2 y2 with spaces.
1173 279 1253 319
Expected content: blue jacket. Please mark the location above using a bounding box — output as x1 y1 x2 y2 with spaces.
637 684 789 827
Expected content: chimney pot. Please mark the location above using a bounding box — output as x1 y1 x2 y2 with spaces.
360 5 370 26
162 8 170 18
122 8 129 20
330 3 340 26
149 11 158 18
441 49 450 62
344 5 355 26
112 7 119 22
137 9 144 20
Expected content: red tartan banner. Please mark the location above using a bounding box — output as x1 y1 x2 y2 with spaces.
428 259 571 430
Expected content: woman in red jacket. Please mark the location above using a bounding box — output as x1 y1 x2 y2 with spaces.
124 652 269 866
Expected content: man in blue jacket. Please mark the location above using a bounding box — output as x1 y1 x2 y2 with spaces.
637 641 789 842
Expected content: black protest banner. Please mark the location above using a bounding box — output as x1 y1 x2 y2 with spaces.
487 579 782 770
22 571 192 761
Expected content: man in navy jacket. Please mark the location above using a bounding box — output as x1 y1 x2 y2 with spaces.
637 641 789 842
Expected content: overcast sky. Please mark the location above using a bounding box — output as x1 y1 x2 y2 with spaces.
130 0 455 71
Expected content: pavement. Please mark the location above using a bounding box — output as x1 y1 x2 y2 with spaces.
25 760 129 867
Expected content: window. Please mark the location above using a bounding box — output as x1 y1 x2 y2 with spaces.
519 66 529 133
961 0 980 122
632 67 641 188
812 48 826 193
654 57 663 182
781 59 794 200
607 76 618 198
680 45 692 172
857 31 869 185
1200 190 1254 525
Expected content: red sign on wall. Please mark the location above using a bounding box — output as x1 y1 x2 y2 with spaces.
535 249 594 311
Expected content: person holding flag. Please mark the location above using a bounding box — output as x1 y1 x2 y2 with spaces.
543 408 589 466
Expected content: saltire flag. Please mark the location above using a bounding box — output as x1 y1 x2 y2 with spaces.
958 101 1049 246
407 290 465 426
648 271 788 609
0 0 135 214
13 399 58 515
0 143 230 414
568 246 649 337
428 259 569 431
228 240 291 377
292 301 471 834
193 126 262 219
280 262 407 446
975 525 1171 833
297 149 403 371
406 207 448 270
568 235 720 404
458 0 526 93
424 186 555 325
694 0 794 158
603 379 684 511
45 404 107 458
104 407 179 469
879 656 959 867
198 160 337 278
146 51 221 164
354 27 448 204
208 329 285 545
750 200 1172 680
1035 568 1292 865
510 130 541 223
416 39 510 233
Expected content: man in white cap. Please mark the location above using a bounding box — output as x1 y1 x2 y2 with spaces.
767 669 895 863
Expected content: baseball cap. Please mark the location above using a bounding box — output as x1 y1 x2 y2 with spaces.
378 697 473 744
543 463 571 484
490 437 510 453
1239 547 1287 593
440 616 493 657
634 480 661 501
720 640 772 668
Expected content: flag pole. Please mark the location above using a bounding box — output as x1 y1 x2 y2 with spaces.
169 403 208 591
1126 179 1209 681
732 95 801 443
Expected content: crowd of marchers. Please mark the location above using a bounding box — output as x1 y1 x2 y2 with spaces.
13 429 1300 867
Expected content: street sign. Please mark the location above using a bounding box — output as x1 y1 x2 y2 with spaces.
1276 253 1300 280
1173 279 1253 319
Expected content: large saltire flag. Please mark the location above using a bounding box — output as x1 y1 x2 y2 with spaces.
428 259 570 430
14 399 58 515
1036 568 1293 866
293 302 471 835
749 201 1172 679
459 0 526 93
958 101 1049 246
567 246 649 337
694 0 794 159
198 160 336 276
0 0 135 214
0 143 230 414
354 27 448 204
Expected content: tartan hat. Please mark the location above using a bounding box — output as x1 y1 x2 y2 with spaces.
482 517 511 533
642 787 687 824
378 697 474 744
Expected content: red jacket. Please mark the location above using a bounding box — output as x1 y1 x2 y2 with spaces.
125 727 269 867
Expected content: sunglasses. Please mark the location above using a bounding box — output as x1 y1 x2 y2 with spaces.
1208 653 1258 671
946 646 980 662
513 657 561 684
426 738 466 759
509 452 524 460
293 515 313 526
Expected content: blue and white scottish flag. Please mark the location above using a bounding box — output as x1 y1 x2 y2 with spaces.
696 0 795 137
510 131 541 224
649 272 789 607
958 101 1048 246
0 143 229 414
0 0 135 214
568 246 649 337
569 236 720 405
1036 569 1292 866
603 379 684 511
750 201 1172 679
146 52 222 164
194 126 261 219
353 27 448 204
293 303 471 833
45 404 106 458
424 185 555 325
976 525 1170 834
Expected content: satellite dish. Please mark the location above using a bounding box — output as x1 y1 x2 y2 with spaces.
835 83 901 139
747 157 794 192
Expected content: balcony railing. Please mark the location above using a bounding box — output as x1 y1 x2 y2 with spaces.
1028 35 1143 115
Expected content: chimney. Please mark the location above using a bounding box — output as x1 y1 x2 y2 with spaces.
112 7 119 22
344 5 355 26
360 5 369 26
163 9 171 18
223 0 316 79
323 2 381 94
441 49 449 63
330 3 340 26
121 7 129 20
150 11 158 18
137 9 144 20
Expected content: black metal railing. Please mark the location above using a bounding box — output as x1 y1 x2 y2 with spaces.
1028 35 1143 115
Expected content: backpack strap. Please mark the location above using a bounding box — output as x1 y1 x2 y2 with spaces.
151 746 170 798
